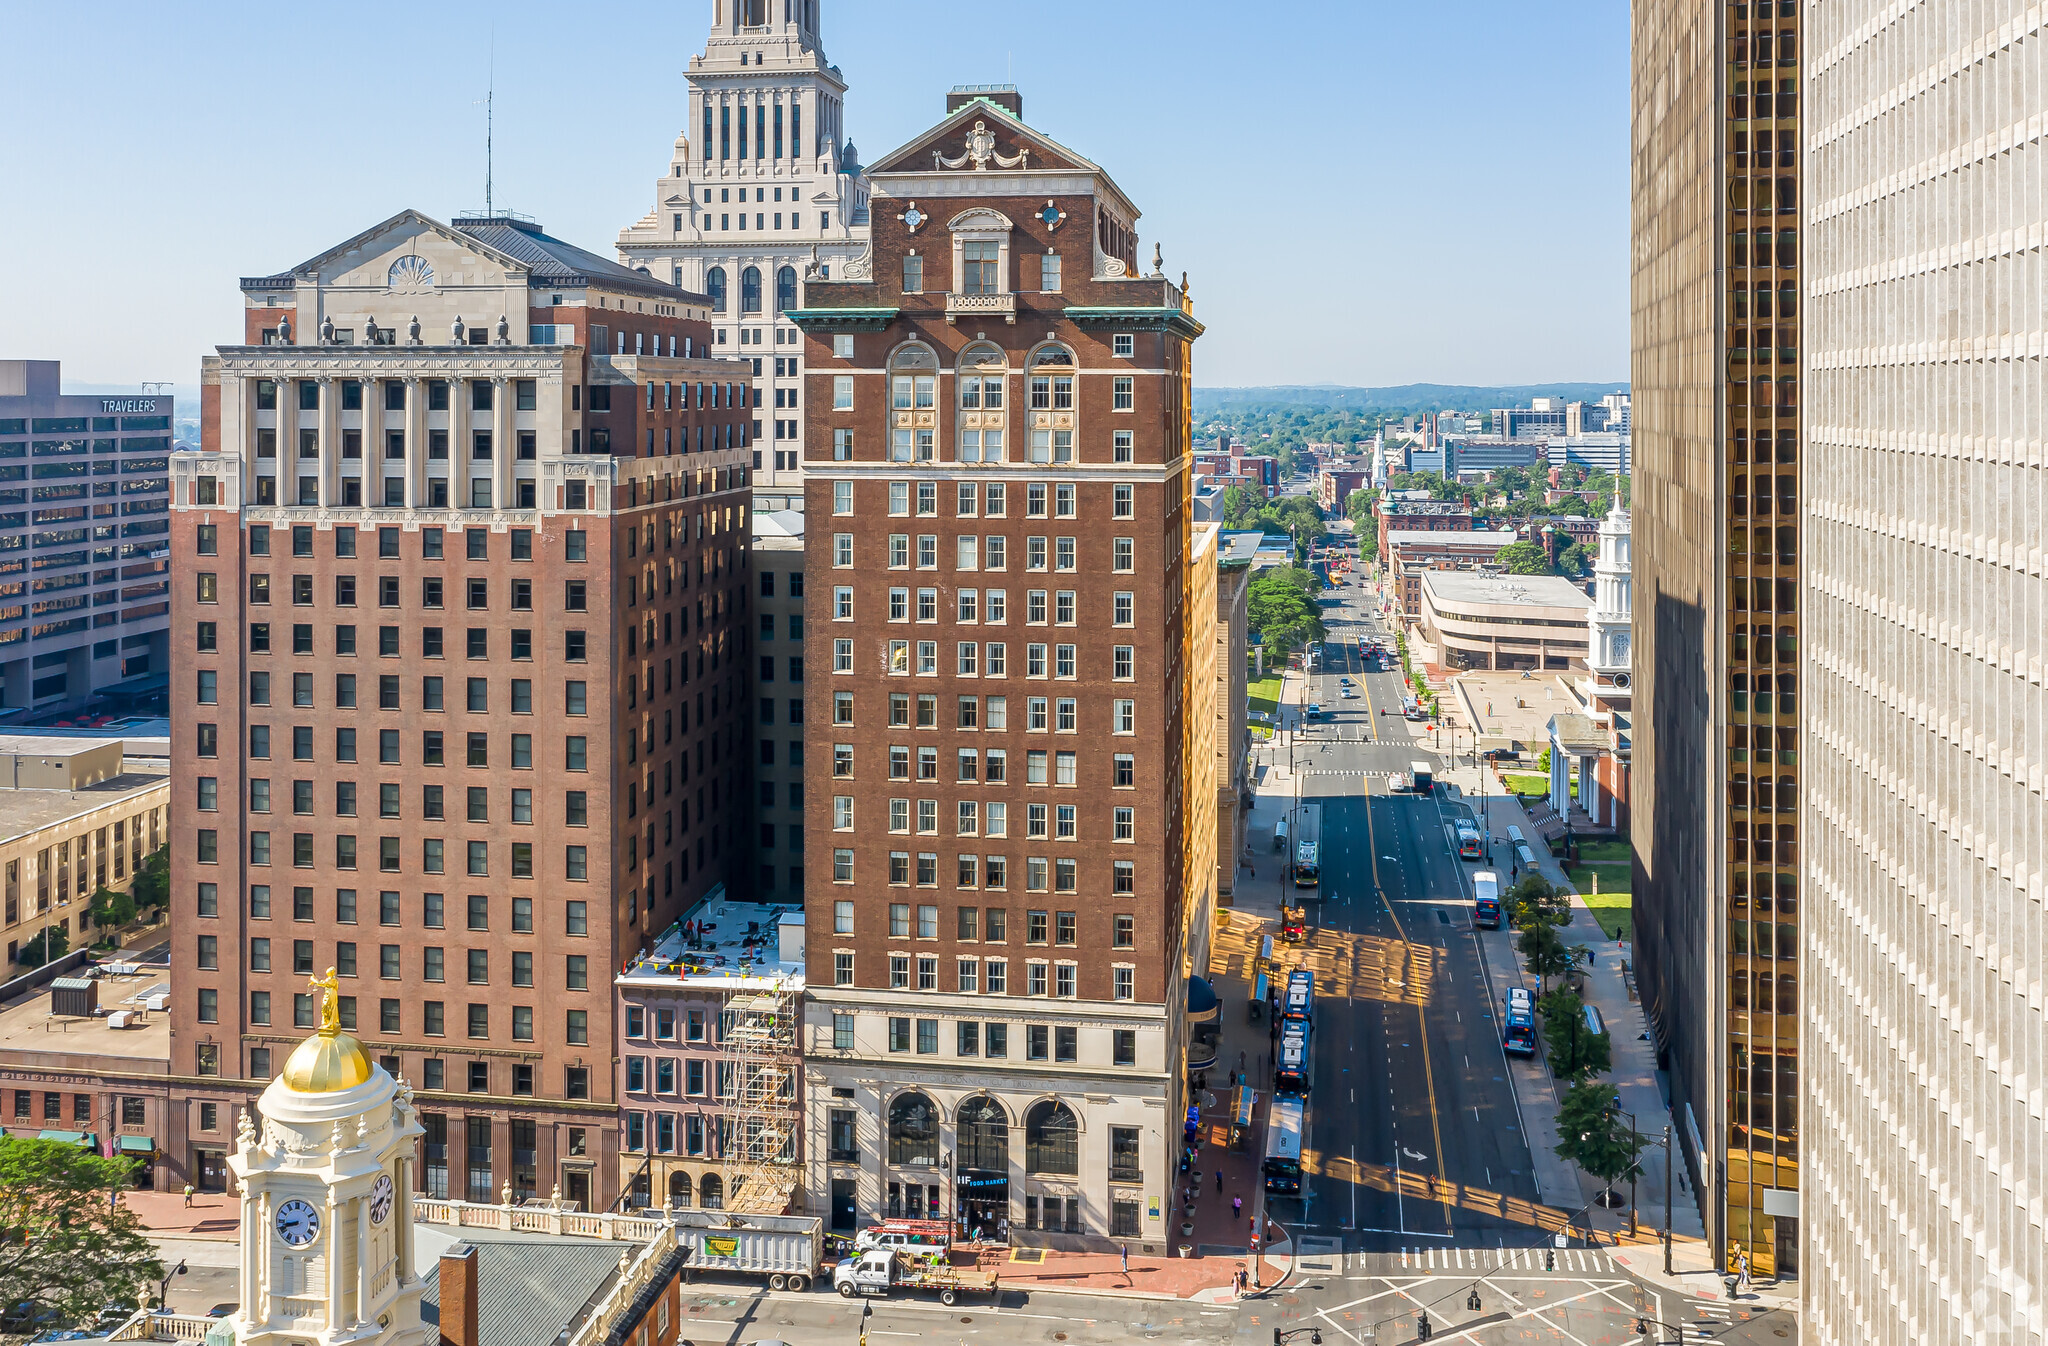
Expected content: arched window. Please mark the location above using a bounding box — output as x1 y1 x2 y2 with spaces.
956 1096 1009 1173
706 267 728 315
1030 343 1074 368
775 266 798 314
1024 1100 1079 1176
890 344 938 371
888 1092 939 1166
668 1172 692 1208
741 266 763 313
698 1172 724 1210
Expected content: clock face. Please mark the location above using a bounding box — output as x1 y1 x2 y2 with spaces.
276 1199 321 1247
368 1174 394 1225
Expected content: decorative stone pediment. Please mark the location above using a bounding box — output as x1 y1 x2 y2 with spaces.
948 207 1015 234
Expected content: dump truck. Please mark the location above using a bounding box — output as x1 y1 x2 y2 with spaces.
832 1248 1000 1305
672 1210 825 1292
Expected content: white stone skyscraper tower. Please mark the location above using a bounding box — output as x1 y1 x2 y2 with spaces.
618 0 870 512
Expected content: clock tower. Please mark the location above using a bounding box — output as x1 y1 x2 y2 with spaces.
229 972 427 1346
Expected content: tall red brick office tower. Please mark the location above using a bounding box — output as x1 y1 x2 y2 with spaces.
167 210 754 1209
791 87 1209 1250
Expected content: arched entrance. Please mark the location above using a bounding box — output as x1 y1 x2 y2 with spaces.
699 1172 724 1210
955 1096 1009 1239
668 1171 692 1208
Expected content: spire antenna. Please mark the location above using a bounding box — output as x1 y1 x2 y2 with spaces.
485 32 495 215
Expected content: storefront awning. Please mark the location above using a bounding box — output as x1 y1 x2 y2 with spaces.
118 1135 156 1154
36 1130 94 1148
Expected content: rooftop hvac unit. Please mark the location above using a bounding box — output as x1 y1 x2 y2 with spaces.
51 977 97 1018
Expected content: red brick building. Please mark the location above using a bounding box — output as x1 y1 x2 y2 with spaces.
789 88 1211 1249
167 210 754 1208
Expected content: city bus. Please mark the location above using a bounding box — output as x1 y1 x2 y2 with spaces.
1472 870 1502 929
1291 803 1323 889
1281 969 1315 1024
1262 1096 1305 1195
1275 1020 1313 1095
1455 819 1483 861
1502 987 1538 1055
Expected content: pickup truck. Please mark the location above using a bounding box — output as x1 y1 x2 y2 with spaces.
833 1249 1000 1306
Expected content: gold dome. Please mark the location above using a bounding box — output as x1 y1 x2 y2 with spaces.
281 1027 374 1092
279 967 374 1093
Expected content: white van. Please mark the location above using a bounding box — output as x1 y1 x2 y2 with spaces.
1274 816 1290 851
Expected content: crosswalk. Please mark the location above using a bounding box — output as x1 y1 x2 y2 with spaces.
1392 1246 1619 1274
1296 768 1405 778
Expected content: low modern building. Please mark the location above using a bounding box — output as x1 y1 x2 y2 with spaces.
0 735 169 969
615 893 803 1214
1419 570 1591 672
1546 432 1630 476
750 510 806 903
1385 528 1519 621
0 970 174 1186
0 361 173 718
1441 436 1546 474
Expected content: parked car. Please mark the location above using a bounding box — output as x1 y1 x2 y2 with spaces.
1388 774 1407 793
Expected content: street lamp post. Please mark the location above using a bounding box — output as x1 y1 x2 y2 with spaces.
1662 1126 1674 1276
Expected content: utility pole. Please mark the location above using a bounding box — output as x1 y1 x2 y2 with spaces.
1663 1126 1674 1276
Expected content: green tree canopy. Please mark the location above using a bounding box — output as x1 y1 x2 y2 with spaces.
88 887 137 934
130 846 169 918
1539 986 1612 1082
1496 540 1553 575
1508 871 1569 928
16 926 68 969
1247 566 1327 657
1556 540 1591 576
1517 921 1574 991
0 1138 163 1321
1554 1081 1647 1192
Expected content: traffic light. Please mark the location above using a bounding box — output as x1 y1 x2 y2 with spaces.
1545 1247 1555 1270
1415 1311 1432 1340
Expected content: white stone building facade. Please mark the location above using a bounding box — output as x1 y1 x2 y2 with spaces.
617 0 870 513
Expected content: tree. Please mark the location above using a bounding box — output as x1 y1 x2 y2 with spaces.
1248 567 1327 657
1554 1081 1647 1206
1556 540 1591 576
1539 986 1612 1082
1517 921 1574 992
88 887 136 935
15 926 68 969
1496 541 1552 575
0 1138 163 1322
1508 871 1568 928
130 847 169 920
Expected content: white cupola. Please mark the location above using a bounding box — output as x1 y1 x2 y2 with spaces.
228 972 428 1346
1587 496 1632 684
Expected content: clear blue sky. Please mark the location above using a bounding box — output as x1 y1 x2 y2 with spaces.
0 0 1627 392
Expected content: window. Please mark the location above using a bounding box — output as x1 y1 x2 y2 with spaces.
1113 376 1134 410
1114 966 1135 1000
902 254 923 294
1113 333 1135 358
1039 251 1062 291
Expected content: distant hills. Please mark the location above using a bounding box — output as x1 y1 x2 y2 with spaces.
1194 383 1629 412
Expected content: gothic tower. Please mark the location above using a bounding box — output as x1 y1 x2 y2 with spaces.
229 973 427 1346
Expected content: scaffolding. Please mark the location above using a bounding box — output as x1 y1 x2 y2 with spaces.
718 972 802 1215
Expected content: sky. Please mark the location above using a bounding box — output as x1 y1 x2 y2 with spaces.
0 0 1629 393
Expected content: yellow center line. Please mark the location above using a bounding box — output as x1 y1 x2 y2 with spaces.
1358 649 1451 1224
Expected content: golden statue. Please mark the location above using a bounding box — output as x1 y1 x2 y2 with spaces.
310 967 342 1034
281 966 371 1092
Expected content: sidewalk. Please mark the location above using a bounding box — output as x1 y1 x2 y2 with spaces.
123 1187 240 1240
970 1246 1285 1304
1432 768 1797 1314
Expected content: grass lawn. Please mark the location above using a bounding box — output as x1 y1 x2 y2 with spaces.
1248 674 1284 722
1568 865 1634 940
1574 839 1633 864
1502 772 1551 796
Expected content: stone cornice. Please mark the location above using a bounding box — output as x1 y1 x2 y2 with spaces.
213 347 575 377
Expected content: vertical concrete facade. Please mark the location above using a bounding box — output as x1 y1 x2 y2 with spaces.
1802 5 2048 1341
1631 0 1804 1274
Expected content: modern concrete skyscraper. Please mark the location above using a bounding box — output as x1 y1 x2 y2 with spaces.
1801 7 2048 1342
617 0 870 515
1630 0 1804 1277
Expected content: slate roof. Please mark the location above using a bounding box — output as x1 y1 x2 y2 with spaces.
451 217 695 302
420 1227 637 1346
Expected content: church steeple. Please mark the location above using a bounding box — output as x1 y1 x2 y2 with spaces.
1587 496 1632 683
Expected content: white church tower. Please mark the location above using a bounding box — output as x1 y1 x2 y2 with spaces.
229 972 427 1346
617 0 870 512
1587 495 1631 689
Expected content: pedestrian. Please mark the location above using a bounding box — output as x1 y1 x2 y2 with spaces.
1232 1196 1243 1221
1215 1168 1224 1193
182 1182 195 1209
1120 1243 1129 1275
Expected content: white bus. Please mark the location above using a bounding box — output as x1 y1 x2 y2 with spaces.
1263 1096 1305 1194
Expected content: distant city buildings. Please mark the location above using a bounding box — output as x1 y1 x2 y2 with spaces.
0 360 172 718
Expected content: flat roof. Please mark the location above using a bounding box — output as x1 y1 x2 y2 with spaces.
1423 571 1593 610
0 766 168 846
617 895 803 990
0 735 123 755
1387 528 1519 547
0 971 172 1070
